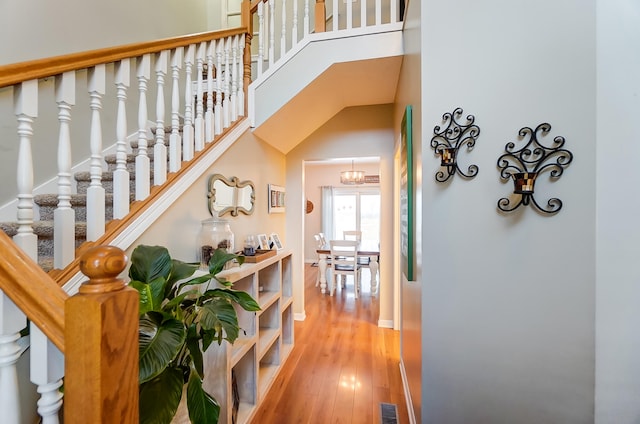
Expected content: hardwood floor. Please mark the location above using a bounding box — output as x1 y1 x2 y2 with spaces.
250 264 409 424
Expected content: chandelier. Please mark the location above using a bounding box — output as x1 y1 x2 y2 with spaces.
340 160 365 185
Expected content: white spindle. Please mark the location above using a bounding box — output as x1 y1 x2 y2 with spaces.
292 0 299 44
390 0 397 23
13 81 38 260
113 59 131 219
214 40 223 136
281 0 287 57
376 0 381 25
346 0 353 29
0 295 25 424
230 35 239 122
238 33 245 117
135 55 151 201
269 0 276 66
169 48 183 173
257 2 265 76
223 37 231 129
154 50 168 185
304 0 310 35
333 0 339 31
53 72 76 268
86 65 106 241
205 42 215 143
183 45 195 161
362 0 367 27
194 42 206 152
30 326 63 424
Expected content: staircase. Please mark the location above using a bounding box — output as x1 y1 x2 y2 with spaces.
0 133 168 272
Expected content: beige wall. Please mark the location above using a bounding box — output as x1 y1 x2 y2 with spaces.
129 128 286 262
286 104 395 325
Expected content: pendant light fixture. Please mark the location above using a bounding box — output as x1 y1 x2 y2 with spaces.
340 160 365 185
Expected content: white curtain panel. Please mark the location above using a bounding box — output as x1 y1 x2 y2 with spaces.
321 185 334 239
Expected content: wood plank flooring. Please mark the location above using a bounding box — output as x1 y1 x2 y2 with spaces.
250 265 409 424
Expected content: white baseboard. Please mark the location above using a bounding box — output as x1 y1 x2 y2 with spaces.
294 312 306 321
399 359 417 424
378 319 394 328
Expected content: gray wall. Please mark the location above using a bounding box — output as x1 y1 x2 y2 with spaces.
400 0 598 422
595 0 640 421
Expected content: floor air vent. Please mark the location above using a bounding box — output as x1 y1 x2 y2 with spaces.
380 403 399 424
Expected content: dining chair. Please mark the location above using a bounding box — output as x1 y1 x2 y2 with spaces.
314 234 330 287
343 230 370 266
329 239 362 298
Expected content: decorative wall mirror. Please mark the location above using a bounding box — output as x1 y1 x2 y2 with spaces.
207 174 255 217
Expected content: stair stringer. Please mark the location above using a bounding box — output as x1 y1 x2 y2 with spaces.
60 119 250 295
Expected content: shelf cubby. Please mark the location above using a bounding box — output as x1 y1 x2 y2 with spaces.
258 336 281 399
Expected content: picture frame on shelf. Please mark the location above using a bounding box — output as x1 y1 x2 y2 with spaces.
257 233 270 250
270 233 283 250
268 184 286 213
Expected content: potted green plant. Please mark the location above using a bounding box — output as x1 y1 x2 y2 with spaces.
128 245 260 424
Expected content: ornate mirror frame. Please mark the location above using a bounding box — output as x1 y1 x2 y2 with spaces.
207 174 256 217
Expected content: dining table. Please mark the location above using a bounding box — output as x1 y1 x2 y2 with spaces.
315 241 380 296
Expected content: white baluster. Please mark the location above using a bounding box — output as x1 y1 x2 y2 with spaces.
136 54 151 200
362 0 367 28
281 0 287 57
13 81 38 260
54 72 76 268
86 65 106 241
113 59 130 219
390 0 397 23
0 294 25 424
223 37 231 129
214 40 223 136
257 2 265 76
155 50 168 186
376 0 381 25
237 33 245 117
205 41 215 143
183 45 195 161
194 42 206 152
230 35 239 122
304 0 310 35
333 0 339 31
169 48 183 173
269 0 276 66
346 0 352 29
30 325 63 424
292 0 299 44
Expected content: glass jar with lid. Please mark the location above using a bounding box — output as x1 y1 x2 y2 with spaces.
198 217 235 269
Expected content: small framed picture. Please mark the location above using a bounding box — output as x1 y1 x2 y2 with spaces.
270 233 283 250
257 234 270 250
268 184 285 213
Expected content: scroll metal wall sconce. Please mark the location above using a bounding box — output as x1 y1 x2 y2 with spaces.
497 123 573 214
430 107 480 182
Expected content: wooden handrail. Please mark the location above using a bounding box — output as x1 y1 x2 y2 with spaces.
0 27 247 89
0 231 67 350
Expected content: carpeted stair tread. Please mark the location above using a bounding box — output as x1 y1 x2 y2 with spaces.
0 220 86 238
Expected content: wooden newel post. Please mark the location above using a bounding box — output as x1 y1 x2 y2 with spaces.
64 246 139 423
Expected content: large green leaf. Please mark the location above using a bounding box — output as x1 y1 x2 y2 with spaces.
186 324 204 379
198 299 239 344
139 366 184 424
204 288 261 312
186 372 220 424
130 277 167 315
207 249 242 275
129 245 172 283
139 312 186 383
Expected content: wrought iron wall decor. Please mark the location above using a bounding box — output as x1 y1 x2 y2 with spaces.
497 123 573 214
430 107 480 182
